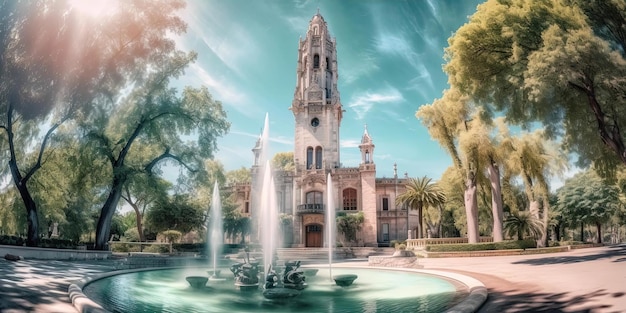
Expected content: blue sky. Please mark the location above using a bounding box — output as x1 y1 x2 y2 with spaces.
174 0 484 179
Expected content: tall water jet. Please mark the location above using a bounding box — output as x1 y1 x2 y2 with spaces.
326 173 335 281
260 159 279 282
251 113 271 244
209 181 223 279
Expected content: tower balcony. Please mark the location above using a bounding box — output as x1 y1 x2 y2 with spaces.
297 204 325 214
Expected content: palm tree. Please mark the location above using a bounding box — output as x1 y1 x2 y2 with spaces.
396 176 446 239
503 211 543 240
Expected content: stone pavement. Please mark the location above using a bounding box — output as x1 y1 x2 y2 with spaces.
0 244 624 313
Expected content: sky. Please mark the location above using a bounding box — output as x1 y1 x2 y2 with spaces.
173 0 485 180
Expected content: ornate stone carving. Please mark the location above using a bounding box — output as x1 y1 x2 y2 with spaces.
308 91 322 100
303 214 325 225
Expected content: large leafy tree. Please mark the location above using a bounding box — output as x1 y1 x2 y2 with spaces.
145 194 205 234
121 175 170 242
87 81 229 250
396 176 446 239
0 0 191 246
555 169 620 243
444 0 626 178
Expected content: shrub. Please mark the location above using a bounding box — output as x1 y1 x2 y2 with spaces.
144 244 170 254
161 230 182 243
390 240 406 248
426 240 536 252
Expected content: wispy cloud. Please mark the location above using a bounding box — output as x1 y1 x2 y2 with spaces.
341 51 380 85
348 86 405 120
184 2 258 77
375 33 435 91
188 64 260 117
341 139 361 148
230 130 293 145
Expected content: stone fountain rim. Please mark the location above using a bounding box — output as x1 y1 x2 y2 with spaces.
68 265 486 313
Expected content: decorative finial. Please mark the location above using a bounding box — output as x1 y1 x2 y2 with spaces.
317 7 320 15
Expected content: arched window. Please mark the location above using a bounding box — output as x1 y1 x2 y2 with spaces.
315 146 323 169
306 147 314 169
306 191 323 205
365 150 370 163
313 26 319 35
343 188 357 210
313 54 319 68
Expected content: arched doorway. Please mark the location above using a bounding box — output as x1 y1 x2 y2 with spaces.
305 224 323 247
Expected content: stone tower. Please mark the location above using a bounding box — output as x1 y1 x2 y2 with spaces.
289 12 343 247
290 12 343 173
359 126 378 246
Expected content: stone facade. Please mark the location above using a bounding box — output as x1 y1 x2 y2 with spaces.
233 12 418 248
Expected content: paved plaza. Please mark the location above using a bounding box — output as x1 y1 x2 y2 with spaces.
0 244 624 313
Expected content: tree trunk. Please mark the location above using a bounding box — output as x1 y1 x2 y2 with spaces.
95 176 126 250
580 222 584 242
555 224 561 242
539 198 550 248
131 205 145 242
417 204 423 239
596 222 602 244
488 163 504 242
464 173 479 243
17 184 39 247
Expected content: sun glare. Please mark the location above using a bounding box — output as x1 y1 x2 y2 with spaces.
68 0 118 17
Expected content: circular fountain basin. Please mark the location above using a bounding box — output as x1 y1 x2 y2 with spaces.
78 266 475 312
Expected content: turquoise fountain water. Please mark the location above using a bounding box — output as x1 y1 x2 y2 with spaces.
83 267 466 312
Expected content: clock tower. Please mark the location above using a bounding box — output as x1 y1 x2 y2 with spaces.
290 12 343 173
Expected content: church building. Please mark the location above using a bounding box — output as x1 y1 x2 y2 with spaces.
231 12 416 247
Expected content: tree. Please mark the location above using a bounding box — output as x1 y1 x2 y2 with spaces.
226 167 251 186
88 75 230 250
272 152 295 171
555 169 620 243
504 210 543 240
396 176 446 239
336 211 364 246
145 194 205 234
0 0 190 246
444 0 626 178
121 175 170 242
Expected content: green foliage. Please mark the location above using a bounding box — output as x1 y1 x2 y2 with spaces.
225 167 252 185
123 228 141 242
390 240 406 249
504 211 544 240
425 240 536 252
444 0 626 173
272 152 295 171
0 235 25 246
145 195 205 234
555 169 620 226
396 176 446 239
336 211 364 245
161 230 183 243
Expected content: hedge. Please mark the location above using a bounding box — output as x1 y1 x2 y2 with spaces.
425 239 537 252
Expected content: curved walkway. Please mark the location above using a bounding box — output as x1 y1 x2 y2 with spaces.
0 244 624 312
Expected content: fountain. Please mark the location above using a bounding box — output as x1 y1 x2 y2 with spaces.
208 182 225 281
72 113 486 312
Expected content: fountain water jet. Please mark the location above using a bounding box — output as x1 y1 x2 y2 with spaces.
326 173 335 281
209 182 224 281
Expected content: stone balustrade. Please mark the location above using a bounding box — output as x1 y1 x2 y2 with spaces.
406 237 494 250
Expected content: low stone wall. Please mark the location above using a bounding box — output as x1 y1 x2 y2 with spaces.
416 246 571 258
0 244 111 260
368 255 422 268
